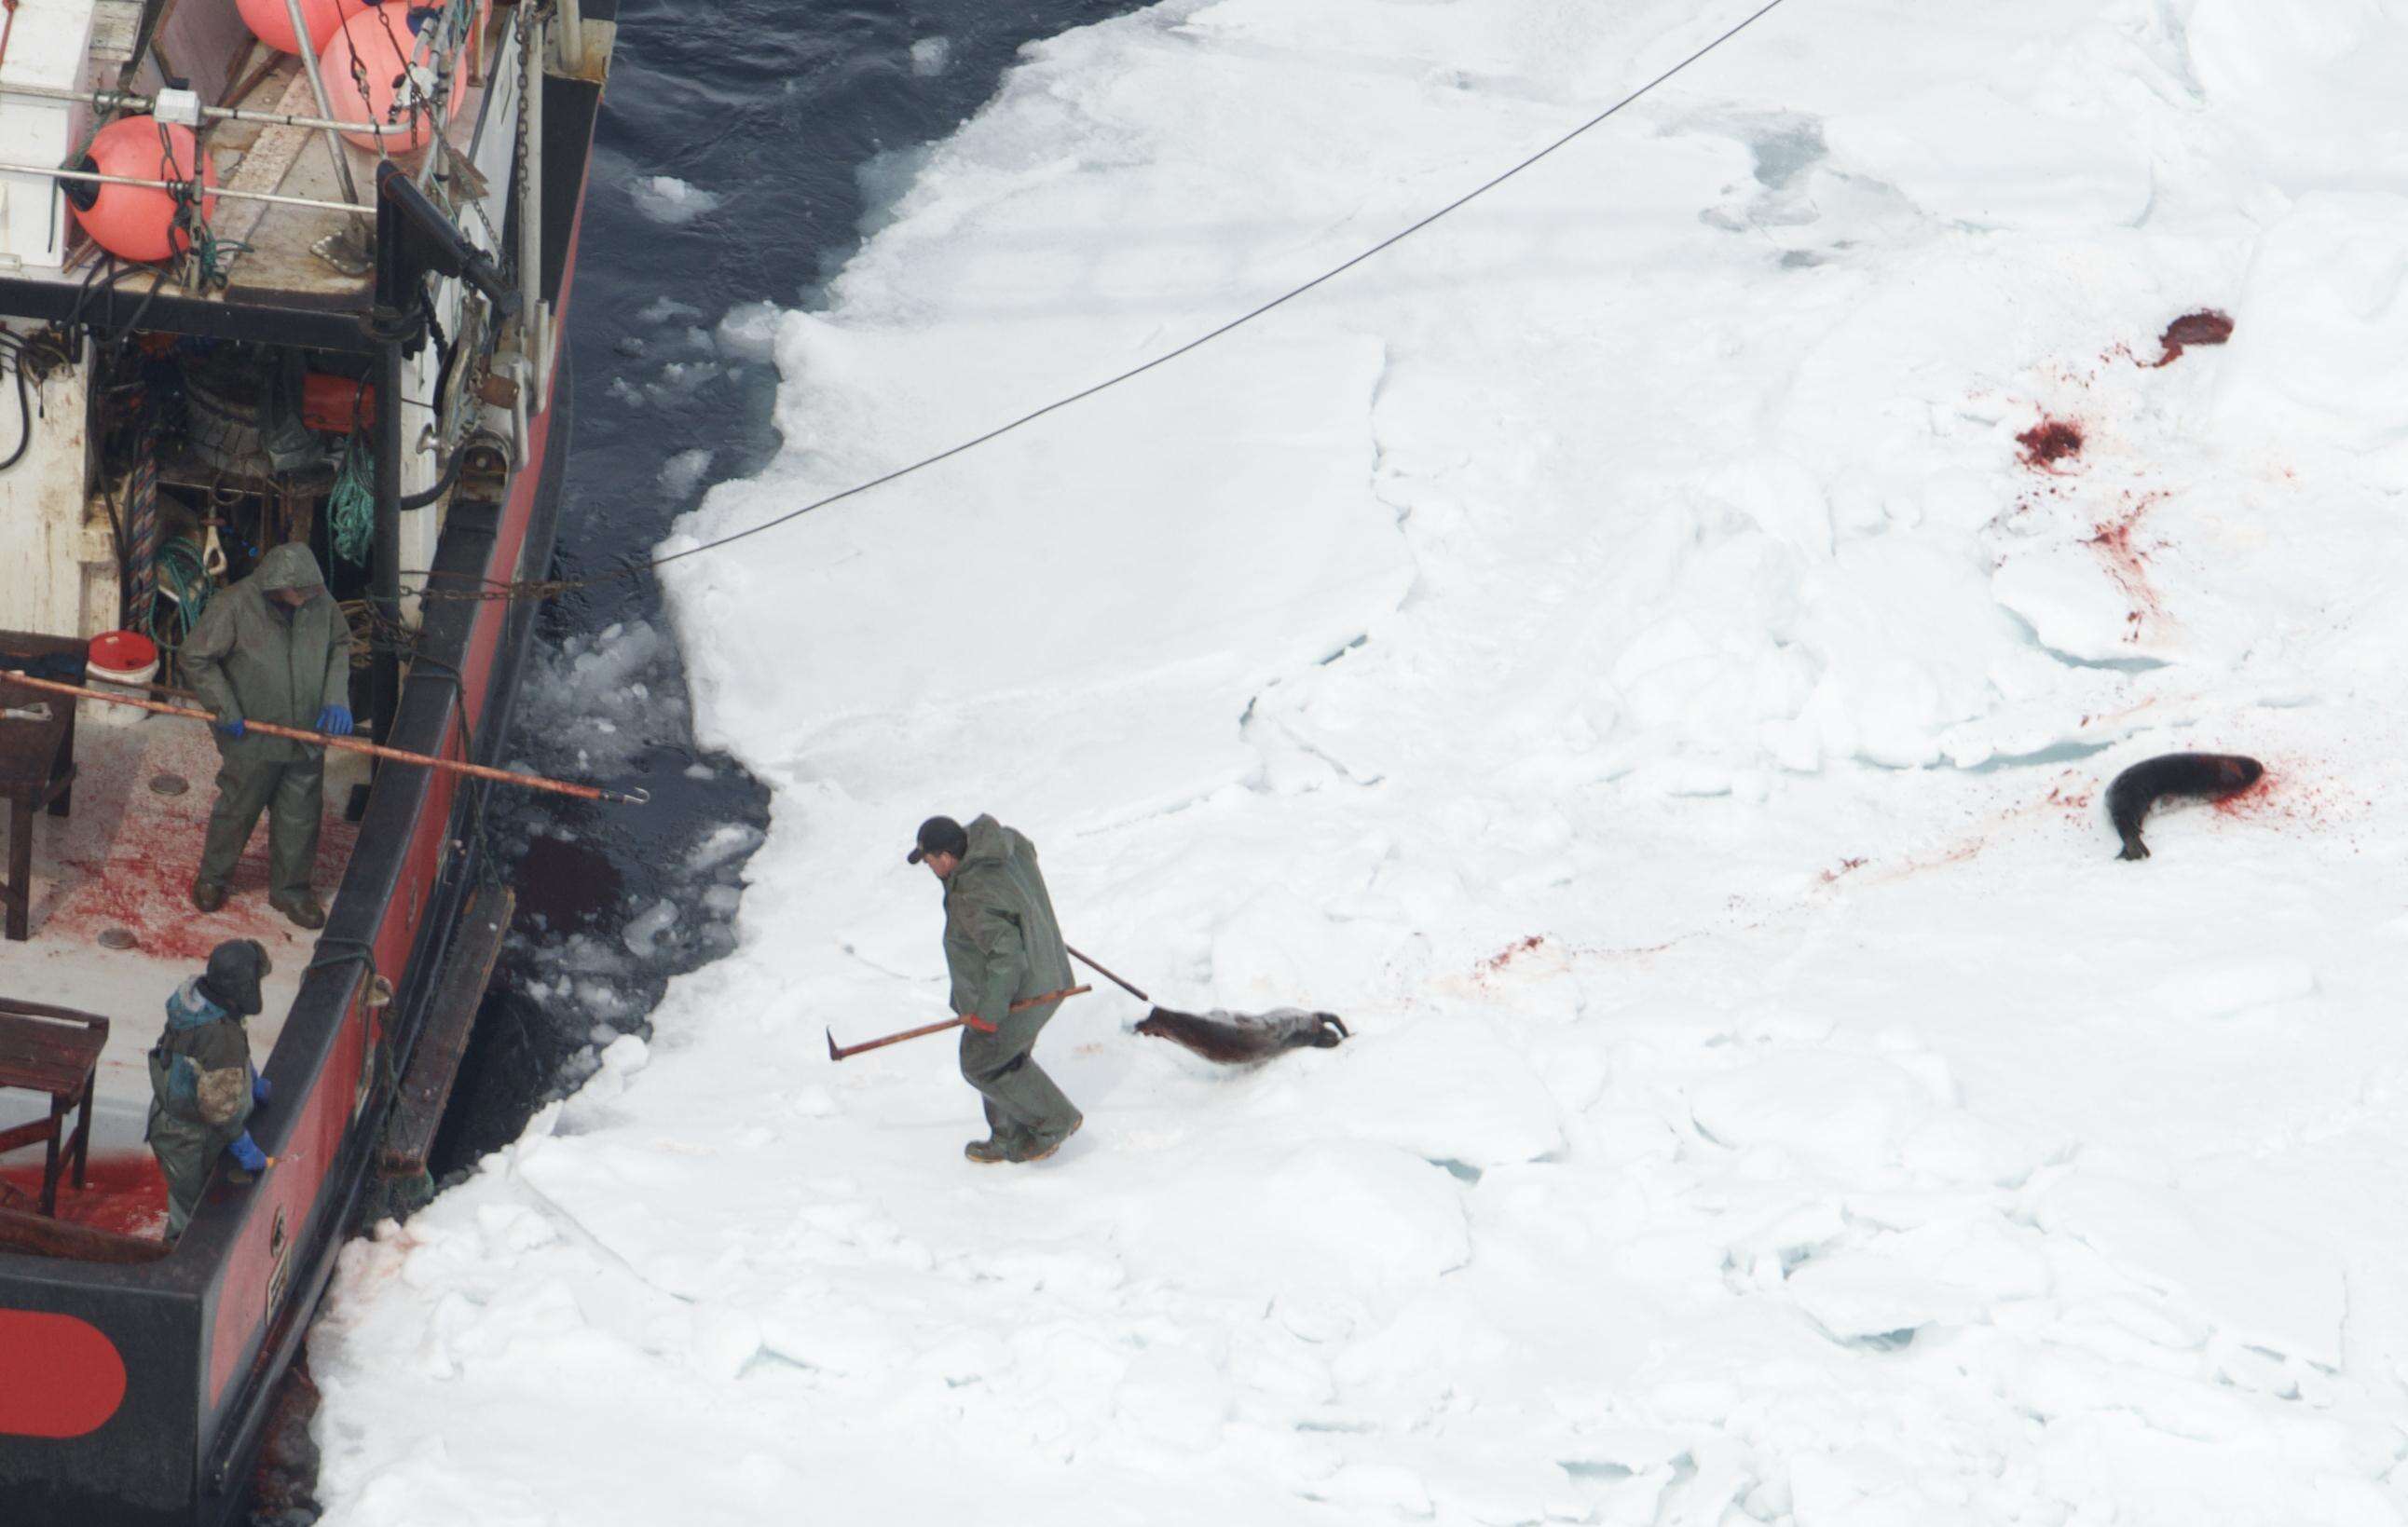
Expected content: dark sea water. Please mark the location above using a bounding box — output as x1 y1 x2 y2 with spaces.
430 0 1148 1168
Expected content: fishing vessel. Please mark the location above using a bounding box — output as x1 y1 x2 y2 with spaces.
0 2 613 1520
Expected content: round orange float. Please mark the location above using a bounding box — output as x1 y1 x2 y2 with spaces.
319 4 467 154
67 116 217 264
234 0 373 55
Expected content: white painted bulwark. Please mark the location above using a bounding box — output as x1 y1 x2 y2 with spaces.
0 0 99 269
0 325 98 636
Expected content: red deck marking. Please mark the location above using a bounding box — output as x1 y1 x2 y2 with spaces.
0 1152 169 1239
0 1311 128 1438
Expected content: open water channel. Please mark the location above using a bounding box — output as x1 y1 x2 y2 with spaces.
428 0 1149 1173
256 4 1150 1519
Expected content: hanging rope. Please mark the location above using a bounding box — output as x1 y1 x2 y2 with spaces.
124 420 161 629
331 433 376 563
153 114 241 292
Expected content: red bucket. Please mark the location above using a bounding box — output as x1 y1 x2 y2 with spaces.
88 630 158 677
85 631 160 729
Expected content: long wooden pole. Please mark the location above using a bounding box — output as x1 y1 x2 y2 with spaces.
0 670 648 805
827 984 1090 1062
1064 945 1151 1003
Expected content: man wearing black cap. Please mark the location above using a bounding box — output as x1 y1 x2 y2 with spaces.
911 813 1083 1164
145 938 278 1238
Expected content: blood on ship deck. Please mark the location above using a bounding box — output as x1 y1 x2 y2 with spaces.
0 706 366 1235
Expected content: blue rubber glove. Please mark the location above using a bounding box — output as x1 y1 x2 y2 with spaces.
227 1133 267 1174
252 1072 271 1110
215 715 245 740
316 704 353 736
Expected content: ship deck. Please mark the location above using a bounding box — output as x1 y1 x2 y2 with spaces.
204 42 499 310
0 706 367 1234
11 16 508 320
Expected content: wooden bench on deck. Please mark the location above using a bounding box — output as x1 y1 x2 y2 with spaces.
0 1001 107 1218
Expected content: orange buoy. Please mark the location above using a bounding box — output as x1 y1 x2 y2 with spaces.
320 4 466 154
234 0 372 55
68 116 217 264
300 372 376 433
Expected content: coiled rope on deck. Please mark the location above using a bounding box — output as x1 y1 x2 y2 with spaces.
151 535 210 655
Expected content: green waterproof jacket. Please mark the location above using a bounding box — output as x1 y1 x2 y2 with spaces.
144 976 257 1185
944 815 1074 1029
184 542 351 766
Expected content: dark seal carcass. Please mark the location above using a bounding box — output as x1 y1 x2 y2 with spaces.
1133 1006 1349 1064
2106 752 2263 860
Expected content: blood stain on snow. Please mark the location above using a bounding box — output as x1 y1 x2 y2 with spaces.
1577 935 1679 964
2148 308 2235 368
2016 416 2084 471
1481 934 1545 973
2202 766 2371 835
2211 771 2276 816
1816 856 1868 884
2085 492 2169 640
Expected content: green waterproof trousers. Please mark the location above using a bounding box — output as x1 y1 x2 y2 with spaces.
148 1107 237 1239
958 994 1079 1147
196 751 323 900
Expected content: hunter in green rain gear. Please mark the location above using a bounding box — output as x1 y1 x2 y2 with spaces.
910 814 1083 1164
146 939 276 1240
184 541 354 927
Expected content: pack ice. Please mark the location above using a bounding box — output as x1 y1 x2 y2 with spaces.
311 2 2408 1522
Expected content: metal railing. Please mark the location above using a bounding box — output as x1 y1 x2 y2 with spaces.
0 158 370 216
0 82 420 142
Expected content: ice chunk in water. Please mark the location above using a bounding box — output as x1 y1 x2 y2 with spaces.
658 449 713 500
629 175 723 226
685 824 762 875
514 619 689 773
622 899 678 959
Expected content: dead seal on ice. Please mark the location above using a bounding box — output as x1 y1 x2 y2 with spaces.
2106 752 2263 860
1133 1006 1349 1064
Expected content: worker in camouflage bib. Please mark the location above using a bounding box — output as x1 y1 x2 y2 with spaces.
145 939 277 1239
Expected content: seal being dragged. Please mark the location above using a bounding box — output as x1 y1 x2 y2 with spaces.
2106 752 2263 860
1133 1006 1349 1064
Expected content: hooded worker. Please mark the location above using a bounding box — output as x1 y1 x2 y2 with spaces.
910 813 1084 1164
145 938 276 1240
183 541 354 928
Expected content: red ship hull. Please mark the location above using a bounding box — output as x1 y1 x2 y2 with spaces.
0 46 609 1527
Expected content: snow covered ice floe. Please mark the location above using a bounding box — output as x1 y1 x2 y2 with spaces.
311 1 2408 1522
